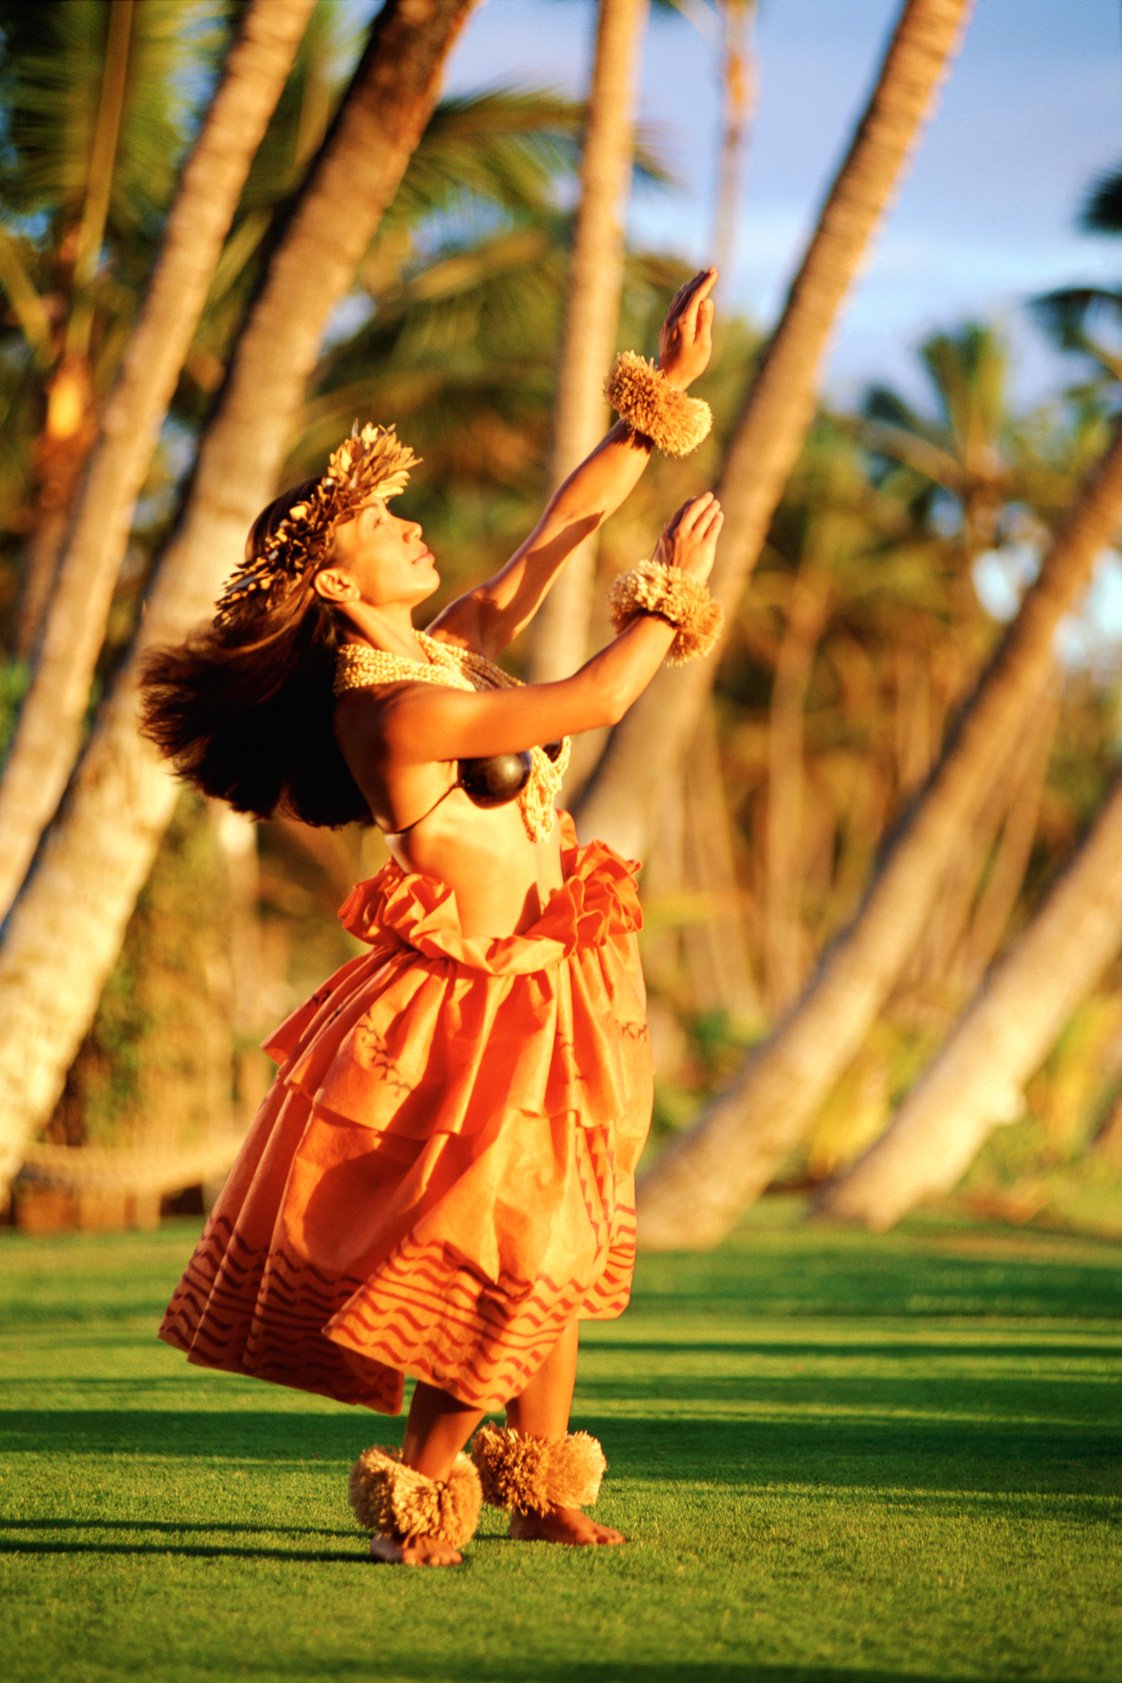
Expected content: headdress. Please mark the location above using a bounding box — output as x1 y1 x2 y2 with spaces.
215 423 421 623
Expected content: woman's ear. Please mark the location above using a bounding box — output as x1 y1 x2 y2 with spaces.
312 566 359 603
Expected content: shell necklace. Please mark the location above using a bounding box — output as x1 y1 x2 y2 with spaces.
334 631 570 841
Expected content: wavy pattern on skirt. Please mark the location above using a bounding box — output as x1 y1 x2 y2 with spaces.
158 813 653 1414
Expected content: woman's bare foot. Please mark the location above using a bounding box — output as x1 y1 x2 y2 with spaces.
509 1505 626 1546
369 1532 463 1567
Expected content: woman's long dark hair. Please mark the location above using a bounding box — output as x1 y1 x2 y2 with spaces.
139 481 371 828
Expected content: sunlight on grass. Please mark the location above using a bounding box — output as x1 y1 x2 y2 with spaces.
1 1200 1119 1683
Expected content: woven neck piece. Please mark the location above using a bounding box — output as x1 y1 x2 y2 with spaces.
334 632 570 841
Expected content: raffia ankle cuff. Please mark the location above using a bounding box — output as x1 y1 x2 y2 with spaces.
605 351 712 457
471 1425 607 1514
608 558 724 665
348 1446 482 1546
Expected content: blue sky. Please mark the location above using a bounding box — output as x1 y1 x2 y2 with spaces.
439 0 1121 410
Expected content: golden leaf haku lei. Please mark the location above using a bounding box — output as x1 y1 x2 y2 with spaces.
334 632 571 842
215 423 421 623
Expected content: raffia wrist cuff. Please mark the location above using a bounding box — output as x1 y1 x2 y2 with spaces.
348 1445 482 1546
605 351 712 457
608 558 724 665
471 1425 606 1514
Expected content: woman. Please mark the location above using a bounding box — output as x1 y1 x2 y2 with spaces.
143 269 723 1568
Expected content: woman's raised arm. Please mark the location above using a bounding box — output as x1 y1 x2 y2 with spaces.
346 494 724 766
428 269 717 659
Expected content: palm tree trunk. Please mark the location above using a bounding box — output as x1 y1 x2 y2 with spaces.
955 679 1058 991
576 0 974 859
635 411 1122 1249
527 0 649 684
0 0 317 921
680 705 760 1020
67 0 135 347
812 766 1122 1229
898 683 1053 1001
763 570 828 1013
15 504 71 664
0 0 478 1203
711 0 757 289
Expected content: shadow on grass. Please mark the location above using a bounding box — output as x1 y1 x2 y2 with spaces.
0 1516 350 1538
589 1335 1121 1361
580 1370 1119 1426
0 1537 363 1564
165 1660 1108 1683
629 1247 1122 1323
4 1407 1118 1500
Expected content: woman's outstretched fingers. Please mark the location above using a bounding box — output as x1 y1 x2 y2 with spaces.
678 267 716 312
653 492 721 579
682 268 717 337
662 492 715 541
659 268 717 387
679 491 716 530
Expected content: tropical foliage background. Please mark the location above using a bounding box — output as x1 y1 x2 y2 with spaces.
1 0 1119 1242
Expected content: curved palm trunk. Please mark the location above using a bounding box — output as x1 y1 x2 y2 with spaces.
899 682 1055 998
0 0 478 1201
763 570 828 1014
954 679 1058 991
527 0 649 683
812 766 1122 1230
16 354 100 660
681 706 760 1019
635 413 1122 1249
576 0 974 858
0 0 317 921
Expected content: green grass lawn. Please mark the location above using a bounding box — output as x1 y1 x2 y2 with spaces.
2 1199 1120 1683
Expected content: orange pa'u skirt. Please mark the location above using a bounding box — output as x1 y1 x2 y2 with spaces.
158 813 654 1414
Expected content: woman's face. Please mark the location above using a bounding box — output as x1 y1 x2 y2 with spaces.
328 498 438 606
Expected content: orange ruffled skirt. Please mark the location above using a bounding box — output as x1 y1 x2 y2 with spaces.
158 814 653 1414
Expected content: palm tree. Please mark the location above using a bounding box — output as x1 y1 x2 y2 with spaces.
0 0 232 657
711 0 757 288
0 0 480 1203
527 0 651 684
848 321 1060 997
576 0 975 858
1033 162 1122 384
635 408 1122 1249
812 764 1122 1229
0 65 594 923
0 0 316 922
861 322 1015 558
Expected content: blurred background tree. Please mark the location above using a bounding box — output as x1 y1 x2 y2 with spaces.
1 0 1119 1245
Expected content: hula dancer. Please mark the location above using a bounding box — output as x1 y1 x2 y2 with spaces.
142 270 722 1566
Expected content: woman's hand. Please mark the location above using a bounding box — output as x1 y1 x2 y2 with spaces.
653 492 723 583
657 268 717 391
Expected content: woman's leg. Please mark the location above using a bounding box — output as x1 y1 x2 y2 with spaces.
369 1381 485 1568
505 1319 579 1438
503 1321 625 1547
403 1381 484 1479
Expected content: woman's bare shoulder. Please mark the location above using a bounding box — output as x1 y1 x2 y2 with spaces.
333 680 425 744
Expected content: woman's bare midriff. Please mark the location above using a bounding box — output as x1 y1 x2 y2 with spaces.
384 790 566 938
334 693 568 939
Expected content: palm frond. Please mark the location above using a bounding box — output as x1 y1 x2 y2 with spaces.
0 0 228 237
387 85 673 232
1079 164 1122 237
1031 285 1122 352
237 0 364 210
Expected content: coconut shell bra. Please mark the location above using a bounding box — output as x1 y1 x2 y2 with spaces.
333 633 570 841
